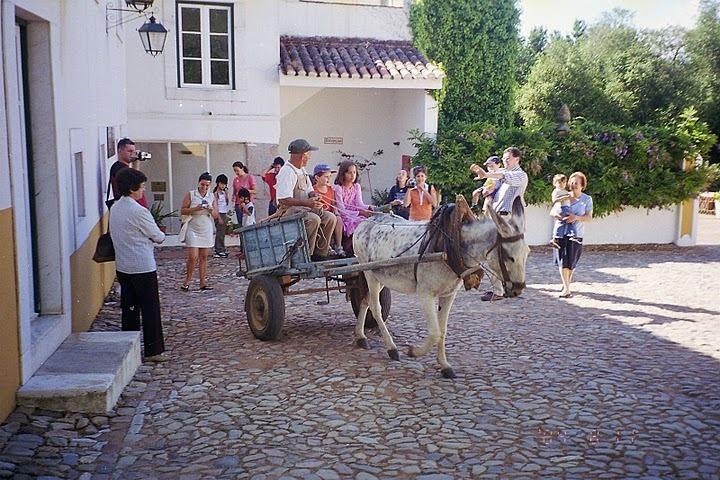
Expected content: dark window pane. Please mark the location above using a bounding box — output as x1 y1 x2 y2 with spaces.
182 33 201 58
209 9 229 33
210 35 228 59
183 60 202 84
181 7 201 32
211 61 229 85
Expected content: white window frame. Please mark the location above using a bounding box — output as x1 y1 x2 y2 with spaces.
177 2 234 89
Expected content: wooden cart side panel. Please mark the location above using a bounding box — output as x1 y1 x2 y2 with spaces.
240 216 311 274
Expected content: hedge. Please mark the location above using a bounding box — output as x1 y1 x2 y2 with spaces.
410 109 718 217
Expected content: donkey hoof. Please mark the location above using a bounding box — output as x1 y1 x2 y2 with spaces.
440 367 456 379
356 338 370 350
387 348 400 361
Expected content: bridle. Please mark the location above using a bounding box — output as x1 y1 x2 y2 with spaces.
486 232 526 293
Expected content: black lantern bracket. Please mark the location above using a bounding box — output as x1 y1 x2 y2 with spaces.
105 1 168 56
106 2 155 32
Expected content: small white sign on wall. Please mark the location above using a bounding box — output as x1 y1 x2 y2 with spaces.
324 136 343 145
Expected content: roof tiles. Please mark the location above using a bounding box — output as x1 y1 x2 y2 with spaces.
280 36 444 81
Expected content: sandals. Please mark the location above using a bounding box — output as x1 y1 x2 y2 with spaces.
559 292 573 298
180 284 189 292
199 285 213 291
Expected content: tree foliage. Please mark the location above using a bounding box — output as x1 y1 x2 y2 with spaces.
516 13 695 128
410 0 520 131
685 0 720 160
410 109 718 217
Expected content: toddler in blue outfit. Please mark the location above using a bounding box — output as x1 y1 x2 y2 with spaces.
549 174 579 248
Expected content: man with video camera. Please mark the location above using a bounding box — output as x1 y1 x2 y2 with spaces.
110 138 150 208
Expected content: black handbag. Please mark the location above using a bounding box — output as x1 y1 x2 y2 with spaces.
93 178 115 263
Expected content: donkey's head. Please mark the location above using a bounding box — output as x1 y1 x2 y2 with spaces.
485 197 529 297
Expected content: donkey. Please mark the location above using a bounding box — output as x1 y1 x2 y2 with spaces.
352 195 529 378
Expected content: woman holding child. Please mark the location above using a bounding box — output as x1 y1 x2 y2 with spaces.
553 171 593 298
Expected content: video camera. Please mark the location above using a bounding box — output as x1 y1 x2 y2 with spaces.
136 151 152 161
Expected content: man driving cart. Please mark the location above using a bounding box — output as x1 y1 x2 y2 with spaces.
274 139 337 262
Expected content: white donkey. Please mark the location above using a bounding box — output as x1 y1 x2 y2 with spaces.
352 196 529 378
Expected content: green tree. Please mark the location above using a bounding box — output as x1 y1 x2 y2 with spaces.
410 0 520 131
517 13 694 127
516 26 547 86
686 0 720 163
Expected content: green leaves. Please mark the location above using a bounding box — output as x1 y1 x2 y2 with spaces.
410 112 717 217
410 0 520 131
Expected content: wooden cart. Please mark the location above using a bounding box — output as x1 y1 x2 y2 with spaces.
236 214 444 340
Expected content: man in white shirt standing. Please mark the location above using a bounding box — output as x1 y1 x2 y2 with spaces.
275 139 337 261
470 146 528 301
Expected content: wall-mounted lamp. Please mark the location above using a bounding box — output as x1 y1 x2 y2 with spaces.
138 16 168 57
106 1 168 56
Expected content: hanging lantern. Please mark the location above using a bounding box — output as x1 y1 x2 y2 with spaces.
125 0 154 12
138 16 168 57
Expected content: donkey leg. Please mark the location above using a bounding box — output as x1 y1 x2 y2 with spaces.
354 301 371 350
436 292 458 379
366 275 399 360
407 294 440 358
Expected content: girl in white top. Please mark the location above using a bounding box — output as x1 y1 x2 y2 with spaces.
180 172 217 291
238 187 256 226
213 174 230 257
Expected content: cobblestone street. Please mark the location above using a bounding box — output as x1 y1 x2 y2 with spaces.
1 233 719 479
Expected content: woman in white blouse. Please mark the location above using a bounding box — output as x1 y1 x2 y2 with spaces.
109 168 167 362
180 172 217 291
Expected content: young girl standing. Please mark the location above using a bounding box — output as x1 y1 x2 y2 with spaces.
232 161 256 226
404 165 438 221
212 174 230 258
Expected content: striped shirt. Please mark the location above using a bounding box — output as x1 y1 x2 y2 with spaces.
492 165 528 213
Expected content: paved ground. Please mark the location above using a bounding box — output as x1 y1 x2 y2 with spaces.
1 230 719 479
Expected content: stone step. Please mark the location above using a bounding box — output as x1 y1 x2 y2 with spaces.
16 332 140 413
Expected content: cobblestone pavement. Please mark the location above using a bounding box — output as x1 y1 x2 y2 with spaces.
1 243 719 479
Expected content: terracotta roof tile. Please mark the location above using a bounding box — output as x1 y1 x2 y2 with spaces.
280 36 444 81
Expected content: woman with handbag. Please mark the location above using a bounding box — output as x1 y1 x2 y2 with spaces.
180 172 217 291
109 168 167 362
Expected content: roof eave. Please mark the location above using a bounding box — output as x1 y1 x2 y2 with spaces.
279 73 443 90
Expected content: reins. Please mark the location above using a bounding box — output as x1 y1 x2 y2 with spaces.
486 232 526 292
364 206 525 292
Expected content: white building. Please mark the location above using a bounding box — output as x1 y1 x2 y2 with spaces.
0 0 443 422
0 0 128 421
126 0 442 230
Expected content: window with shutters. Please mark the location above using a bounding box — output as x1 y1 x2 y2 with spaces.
177 3 234 88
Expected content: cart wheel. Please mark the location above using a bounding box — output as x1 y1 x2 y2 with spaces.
245 275 285 341
350 286 391 329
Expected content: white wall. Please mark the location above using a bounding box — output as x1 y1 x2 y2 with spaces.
3 0 127 382
280 0 411 40
524 205 679 246
126 0 281 144
281 86 429 201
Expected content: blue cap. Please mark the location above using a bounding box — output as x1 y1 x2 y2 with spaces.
313 163 336 176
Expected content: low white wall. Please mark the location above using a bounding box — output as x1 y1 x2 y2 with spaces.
524 205 679 246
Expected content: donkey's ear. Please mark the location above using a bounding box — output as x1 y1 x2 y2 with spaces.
510 196 526 232
454 194 474 223
487 203 513 237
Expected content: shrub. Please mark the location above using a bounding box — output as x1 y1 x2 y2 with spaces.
410 108 717 216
